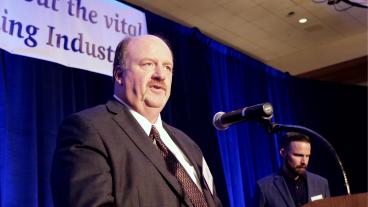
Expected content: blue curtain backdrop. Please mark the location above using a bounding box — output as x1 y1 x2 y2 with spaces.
1 1 367 207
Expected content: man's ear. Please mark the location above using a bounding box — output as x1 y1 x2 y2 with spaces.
114 66 123 85
280 148 286 158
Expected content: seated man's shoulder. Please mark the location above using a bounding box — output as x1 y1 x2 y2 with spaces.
257 173 277 185
306 171 328 182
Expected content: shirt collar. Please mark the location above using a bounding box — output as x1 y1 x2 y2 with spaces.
113 95 163 136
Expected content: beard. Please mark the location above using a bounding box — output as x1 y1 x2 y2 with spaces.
285 156 307 177
294 165 307 175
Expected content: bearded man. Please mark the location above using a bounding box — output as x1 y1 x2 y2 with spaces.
255 132 330 207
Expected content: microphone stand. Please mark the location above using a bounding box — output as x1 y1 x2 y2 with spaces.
259 119 351 195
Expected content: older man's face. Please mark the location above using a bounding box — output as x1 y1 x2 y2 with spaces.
119 36 173 112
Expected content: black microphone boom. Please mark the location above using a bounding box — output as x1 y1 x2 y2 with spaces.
212 103 273 130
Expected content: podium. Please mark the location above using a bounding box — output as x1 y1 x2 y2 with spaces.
302 193 367 207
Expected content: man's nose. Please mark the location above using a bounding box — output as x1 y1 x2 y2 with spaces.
300 156 306 164
152 65 166 80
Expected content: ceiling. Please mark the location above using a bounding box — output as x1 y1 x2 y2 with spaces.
123 0 367 76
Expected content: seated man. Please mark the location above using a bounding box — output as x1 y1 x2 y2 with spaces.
255 132 330 207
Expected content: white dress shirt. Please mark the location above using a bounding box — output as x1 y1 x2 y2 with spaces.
113 95 202 190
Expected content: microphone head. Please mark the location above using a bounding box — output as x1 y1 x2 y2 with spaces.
212 112 229 131
262 103 273 119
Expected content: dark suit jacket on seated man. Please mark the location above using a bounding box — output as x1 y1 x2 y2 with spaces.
255 132 330 207
51 35 223 207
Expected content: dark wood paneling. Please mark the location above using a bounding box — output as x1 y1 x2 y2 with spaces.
297 56 368 86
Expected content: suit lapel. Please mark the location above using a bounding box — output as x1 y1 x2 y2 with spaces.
163 124 202 179
274 174 295 207
202 187 217 207
163 124 217 206
306 172 313 202
163 123 201 206
106 100 192 207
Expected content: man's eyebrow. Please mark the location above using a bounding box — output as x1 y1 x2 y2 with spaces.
163 61 173 66
139 58 155 62
293 153 307 156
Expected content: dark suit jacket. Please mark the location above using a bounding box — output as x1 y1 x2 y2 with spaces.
255 171 330 207
51 99 222 207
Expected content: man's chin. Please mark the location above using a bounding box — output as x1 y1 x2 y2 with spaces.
295 168 307 175
144 98 168 109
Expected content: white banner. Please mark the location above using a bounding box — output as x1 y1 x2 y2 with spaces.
0 0 147 76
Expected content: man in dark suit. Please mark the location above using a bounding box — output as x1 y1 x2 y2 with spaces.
51 35 223 207
255 132 330 207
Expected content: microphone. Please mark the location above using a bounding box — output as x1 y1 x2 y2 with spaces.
212 103 273 130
